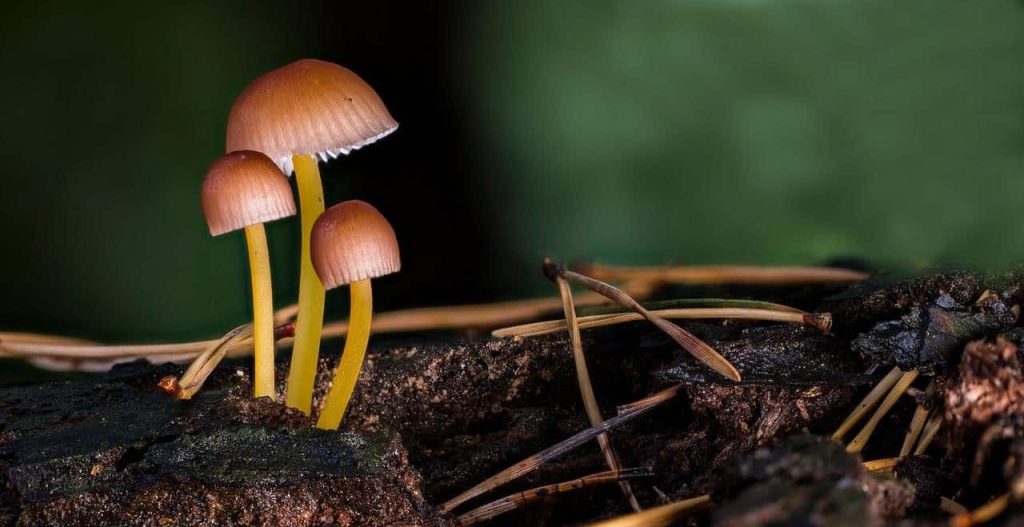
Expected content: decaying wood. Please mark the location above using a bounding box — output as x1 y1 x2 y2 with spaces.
4 270 1024 525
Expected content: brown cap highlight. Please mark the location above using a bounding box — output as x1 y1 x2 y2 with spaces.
311 200 400 289
201 151 297 236
226 59 398 174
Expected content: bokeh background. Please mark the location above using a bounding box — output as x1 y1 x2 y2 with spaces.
2 1 1023 350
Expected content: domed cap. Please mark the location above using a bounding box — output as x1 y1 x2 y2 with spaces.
201 151 297 236
311 200 400 289
226 59 398 174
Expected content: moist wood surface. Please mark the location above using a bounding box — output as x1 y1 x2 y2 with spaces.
4 269 1024 525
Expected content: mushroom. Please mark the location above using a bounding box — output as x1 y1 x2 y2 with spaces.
201 151 296 398
309 200 400 429
226 59 397 413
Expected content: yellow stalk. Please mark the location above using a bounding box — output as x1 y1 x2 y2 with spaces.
317 279 373 430
244 223 275 398
285 154 327 413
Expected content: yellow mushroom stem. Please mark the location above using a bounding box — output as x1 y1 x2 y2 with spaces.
244 223 275 398
285 154 327 413
317 279 373 430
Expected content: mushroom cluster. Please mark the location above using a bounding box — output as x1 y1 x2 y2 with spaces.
200 59 400 429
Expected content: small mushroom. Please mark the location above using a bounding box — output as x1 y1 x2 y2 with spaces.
309 200 400 430
226 58 397 414
201 151 296 398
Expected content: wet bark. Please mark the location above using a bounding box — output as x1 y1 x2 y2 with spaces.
4 269 1024 525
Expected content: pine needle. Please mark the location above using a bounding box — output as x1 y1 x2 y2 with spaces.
157 324 253 400
0 285 656 368
847 369 920 454
457 468 653 525
555 265 740 382
951 492 1010 527
914 412 943 456
862 457 899 473
579 263 869 285
833 367 903 441
615 384 683 415
493 308 829 338
556 276 640 511
941 497 968 515
441 388 680 513
584 495 713 527
900 379 936 457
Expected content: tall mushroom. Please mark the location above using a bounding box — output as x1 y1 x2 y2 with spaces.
226 59 397 413
201 151 296 398
310 200 400 430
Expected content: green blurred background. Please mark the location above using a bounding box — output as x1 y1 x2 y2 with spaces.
1 0 1023 349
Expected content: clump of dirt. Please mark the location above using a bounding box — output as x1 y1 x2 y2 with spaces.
710 435 878 526
894 455 958 515
657 325 861 473
942 337 1024 506
852 289 1019 374
945 337 1024 434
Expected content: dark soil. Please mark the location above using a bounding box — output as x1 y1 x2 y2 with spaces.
3 269 1024 525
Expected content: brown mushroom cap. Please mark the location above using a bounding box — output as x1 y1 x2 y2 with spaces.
201 151 297 236
310 200 400 289
226 59 398 174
